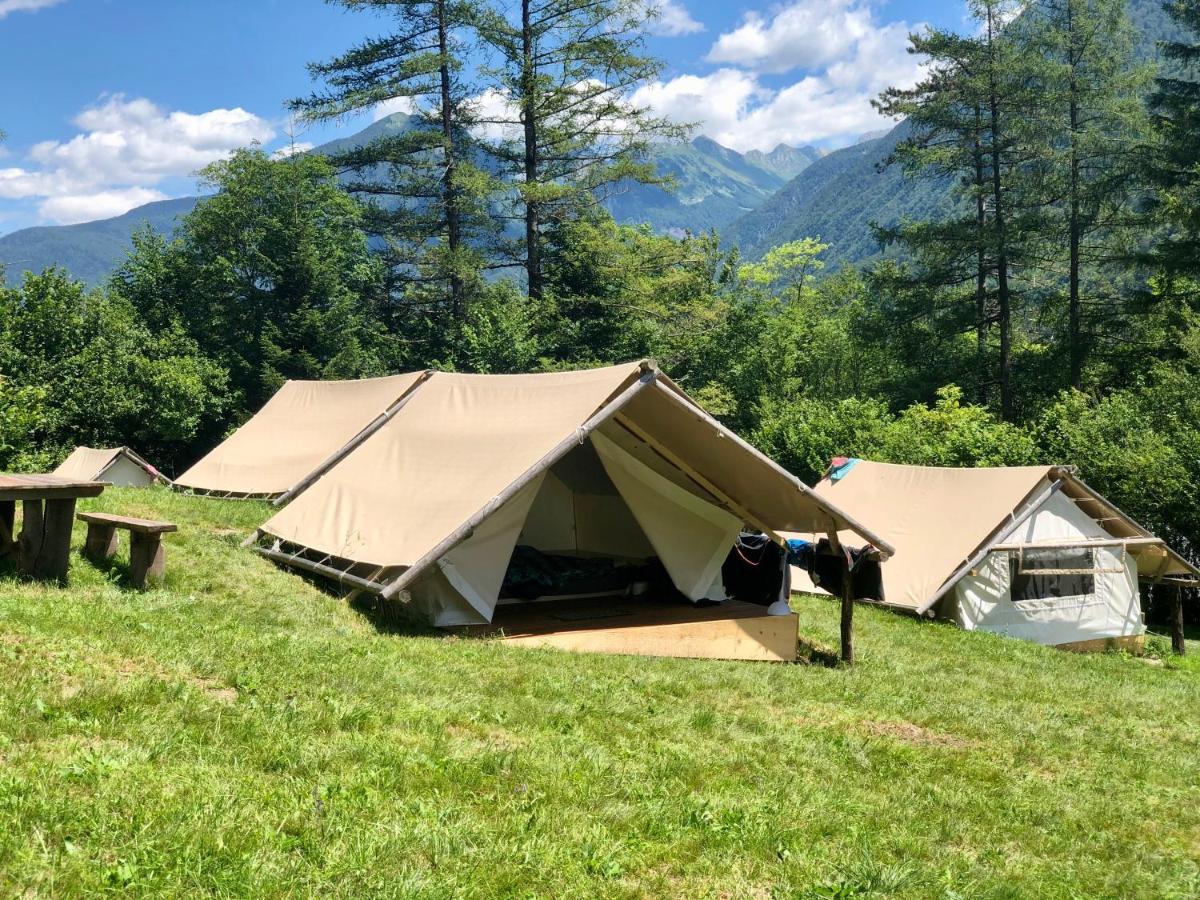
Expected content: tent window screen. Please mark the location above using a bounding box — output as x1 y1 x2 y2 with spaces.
1009 548 1096 601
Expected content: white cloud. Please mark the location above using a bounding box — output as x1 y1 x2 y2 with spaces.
707 0 876 74
372 96 416 122
4 95 274 224
649 0 703 36
273 142 315 159
632 1 924 151
0 0 64 19
39 188 169 226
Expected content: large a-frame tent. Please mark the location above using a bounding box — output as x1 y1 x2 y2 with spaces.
250 362 893 660
174 372 429 499
788 459 1200 650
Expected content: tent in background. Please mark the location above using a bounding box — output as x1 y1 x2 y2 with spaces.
250 362 893 661
52 447 165 487
174 372 429 499
787 459 1200 650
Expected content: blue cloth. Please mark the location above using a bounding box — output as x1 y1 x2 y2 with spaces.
830 457 861 481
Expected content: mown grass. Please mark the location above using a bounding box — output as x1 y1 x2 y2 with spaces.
0 487 1198 897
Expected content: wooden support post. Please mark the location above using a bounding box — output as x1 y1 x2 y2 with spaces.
128 532 165 589
40 499 76 582
84 522 120 563
1171 587 1186 657
840 556 855 666
17 499 44 578
0 500 14 559
827 525 854 666
19 498 75 582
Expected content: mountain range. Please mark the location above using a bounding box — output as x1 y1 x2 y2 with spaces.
0 124 825 285
0 0 1183 286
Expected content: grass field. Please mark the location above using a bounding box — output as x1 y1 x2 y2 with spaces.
0 488 1198 897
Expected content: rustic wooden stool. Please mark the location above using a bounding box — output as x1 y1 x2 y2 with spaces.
77 512 178 589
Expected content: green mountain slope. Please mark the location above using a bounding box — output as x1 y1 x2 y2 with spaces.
0 197 198 286
727 0 1178 263
604 137 821 235
724 122 957 263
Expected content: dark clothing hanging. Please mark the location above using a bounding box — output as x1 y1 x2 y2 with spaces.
786 538 884 602
722 533 789 606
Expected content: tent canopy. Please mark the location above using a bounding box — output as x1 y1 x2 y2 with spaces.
258 362 891 618
53 446 161 484
174 372 426 497
791 459 1200 611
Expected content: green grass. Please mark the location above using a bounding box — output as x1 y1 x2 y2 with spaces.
1 488 1198 897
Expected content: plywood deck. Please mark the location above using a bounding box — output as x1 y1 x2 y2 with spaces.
455 597 799 662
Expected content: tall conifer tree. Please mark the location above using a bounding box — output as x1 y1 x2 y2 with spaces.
475 0 686 301
1148 0 1200 303
293 0 493 320
875 0 1032 418
1023 0 1152 388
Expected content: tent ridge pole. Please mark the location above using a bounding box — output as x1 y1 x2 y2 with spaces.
271 369 436 509
378 367 659 602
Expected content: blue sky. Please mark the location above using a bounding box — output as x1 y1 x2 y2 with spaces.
0 0 966 234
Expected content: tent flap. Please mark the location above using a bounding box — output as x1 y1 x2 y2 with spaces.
592 431 741 601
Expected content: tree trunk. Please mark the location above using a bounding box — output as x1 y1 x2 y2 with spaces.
1067 2 1083 390
521 0 542 302
973 104 989 405
437 0 465 318
986 8 1014 420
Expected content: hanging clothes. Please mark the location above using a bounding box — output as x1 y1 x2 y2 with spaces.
786 537 884 601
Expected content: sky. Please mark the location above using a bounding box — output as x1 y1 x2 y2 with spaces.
0 0 968 235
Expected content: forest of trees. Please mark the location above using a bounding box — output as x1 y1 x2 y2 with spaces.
3 0 1200 613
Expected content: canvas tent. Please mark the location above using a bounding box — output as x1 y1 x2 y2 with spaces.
52 447 164 487
174 372 428 498
788 459 1200 649
250 362 893 660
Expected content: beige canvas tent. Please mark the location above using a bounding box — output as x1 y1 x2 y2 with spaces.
174 372 429 499
249 362 893 661
52 446 165 487
788 459 1200 650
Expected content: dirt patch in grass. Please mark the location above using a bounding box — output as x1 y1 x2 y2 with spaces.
862 719 975 749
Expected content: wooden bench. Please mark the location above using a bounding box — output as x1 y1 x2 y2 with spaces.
77 512 178 588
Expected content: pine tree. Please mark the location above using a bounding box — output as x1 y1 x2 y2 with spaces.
475 0 687 301
875 0 1032 418
1023 0 1152 388
1148 0 1200 302
292 0 493 320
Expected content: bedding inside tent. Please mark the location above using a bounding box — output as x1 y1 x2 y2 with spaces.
408 426 744 627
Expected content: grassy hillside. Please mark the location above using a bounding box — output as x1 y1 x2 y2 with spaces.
1 488 1198 895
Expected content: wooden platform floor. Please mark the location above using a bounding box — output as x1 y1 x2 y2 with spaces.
454 596 799 662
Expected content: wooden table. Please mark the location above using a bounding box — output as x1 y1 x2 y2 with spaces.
0 474 107 582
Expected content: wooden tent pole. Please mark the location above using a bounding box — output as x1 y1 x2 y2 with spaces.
1171 588 1186 656
827 526 854 665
